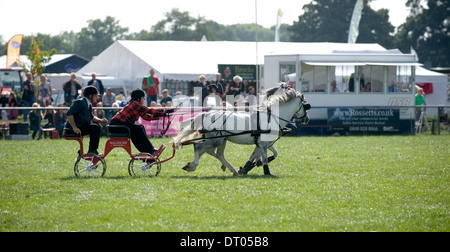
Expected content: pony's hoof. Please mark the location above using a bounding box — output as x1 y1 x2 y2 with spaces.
221 164 226 172
182 164 194 172
238 167 247 175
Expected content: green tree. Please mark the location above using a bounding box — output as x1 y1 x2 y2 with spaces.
0 35 6 55
74 16 128 59
21 39 57 77
394 0 450 67
288 0 394 48
150 8 199 40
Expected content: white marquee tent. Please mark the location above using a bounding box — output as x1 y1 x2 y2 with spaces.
415 66 448 115
76 40 386 89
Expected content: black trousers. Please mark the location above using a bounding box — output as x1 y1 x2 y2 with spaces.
78 123 101 153
110 119 155 153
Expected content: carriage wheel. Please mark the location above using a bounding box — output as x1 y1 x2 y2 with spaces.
74 153 106 178
128 153 161 177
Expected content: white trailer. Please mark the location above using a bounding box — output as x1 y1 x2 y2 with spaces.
263 52 419 134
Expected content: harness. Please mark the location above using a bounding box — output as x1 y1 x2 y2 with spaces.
190 98 306 146
163 83 309 146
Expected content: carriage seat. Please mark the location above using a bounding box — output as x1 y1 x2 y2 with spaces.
63 128 81 139
107 125 131 139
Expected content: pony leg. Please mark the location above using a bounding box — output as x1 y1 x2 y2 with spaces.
215 141 239 176
259 143 272 176
256 145 278 166
205 147 227 172
239 147 262 175
182 144 207 172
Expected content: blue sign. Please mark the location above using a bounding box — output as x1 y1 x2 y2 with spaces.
328 108 400 132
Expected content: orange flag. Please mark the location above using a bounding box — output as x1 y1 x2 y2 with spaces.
32 36 41 76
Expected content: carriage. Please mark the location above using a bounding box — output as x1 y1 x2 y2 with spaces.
64 83 310 178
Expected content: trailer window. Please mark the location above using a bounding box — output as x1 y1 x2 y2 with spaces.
279 63 296 88
301 64 328 93
361 65 384 93
334 65 356 93
387 66 398 92
396 66 413 92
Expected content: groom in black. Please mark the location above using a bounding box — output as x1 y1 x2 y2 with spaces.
65 86 108 154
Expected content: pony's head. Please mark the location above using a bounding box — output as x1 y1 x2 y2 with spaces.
264 83 311 125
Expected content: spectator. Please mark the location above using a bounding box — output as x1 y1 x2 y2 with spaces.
160 89 172 107
29 103 42 140
42 105 55 138
107 103 120 122
102 88 116 108
102 87 116 121
63 72 82 104
87 72 104 97
94 102 108 137
210 73 225 100
142 68 159 106
388 81 398 92
54 103 67 137
226 75 245 97
116 89 125 102
246 86 257 107
1 110 7 120
7 91 18 120
197 75 210 106
208 84 223 107
0 85 6 120
415 87 426 120
226 76 245 106
330 80 341 93
22 73 36 121
37 74 52 107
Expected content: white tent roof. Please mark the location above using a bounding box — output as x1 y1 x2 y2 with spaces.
0 54 78 68
77 40 387 86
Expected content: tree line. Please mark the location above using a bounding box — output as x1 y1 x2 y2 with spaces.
1 0 448 67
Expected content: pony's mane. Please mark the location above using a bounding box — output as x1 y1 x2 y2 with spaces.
263 82 304 107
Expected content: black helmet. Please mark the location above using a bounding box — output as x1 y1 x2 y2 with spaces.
83 86 98 98
131 89 146 101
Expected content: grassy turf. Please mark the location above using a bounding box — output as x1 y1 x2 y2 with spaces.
0 135 448 231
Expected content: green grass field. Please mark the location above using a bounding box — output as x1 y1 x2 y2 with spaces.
0 135 449 232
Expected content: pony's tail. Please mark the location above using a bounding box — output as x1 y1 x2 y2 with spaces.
172 113 205 148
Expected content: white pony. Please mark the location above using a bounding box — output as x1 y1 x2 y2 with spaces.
173 83 310 176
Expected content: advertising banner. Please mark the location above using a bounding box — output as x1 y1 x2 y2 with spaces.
218 64 257 81
137 109 202 136
328 108 399 132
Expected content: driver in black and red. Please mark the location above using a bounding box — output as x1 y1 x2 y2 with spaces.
109 89 173 156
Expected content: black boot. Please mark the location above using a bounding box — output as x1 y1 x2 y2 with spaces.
263 165 272 176
256 155 275 166
239 160 256 175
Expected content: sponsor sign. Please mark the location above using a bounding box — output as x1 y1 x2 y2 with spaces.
218 64 257 81
137 110 202 136
328 108 399 132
